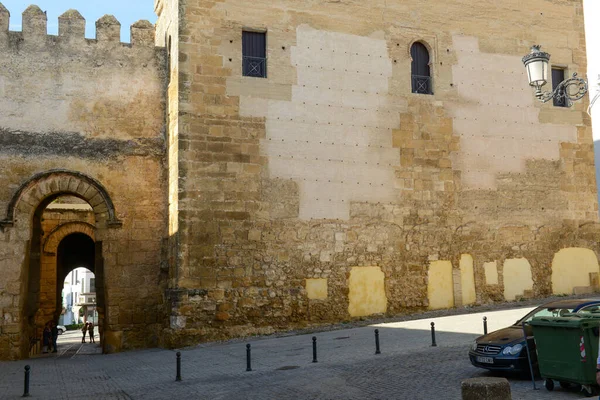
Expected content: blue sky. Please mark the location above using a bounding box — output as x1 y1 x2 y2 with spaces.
1 1 157 42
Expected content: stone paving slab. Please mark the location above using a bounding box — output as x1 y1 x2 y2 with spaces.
0 306 593 399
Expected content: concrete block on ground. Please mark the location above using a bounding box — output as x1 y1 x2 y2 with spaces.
461 377 511 400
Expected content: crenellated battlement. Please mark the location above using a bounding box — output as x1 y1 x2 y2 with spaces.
0 3 157 49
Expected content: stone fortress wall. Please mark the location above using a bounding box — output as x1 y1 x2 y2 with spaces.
1 0 599 360
159 0 600 346
0 4 168 359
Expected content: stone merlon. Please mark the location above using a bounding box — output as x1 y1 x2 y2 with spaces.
0 4 156 47
96 14 120 42
131 20 155 46
0 3 9 33
58 9 85 40
22 4 47 40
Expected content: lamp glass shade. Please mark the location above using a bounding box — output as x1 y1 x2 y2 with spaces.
525 58 548 87
522 46 551 88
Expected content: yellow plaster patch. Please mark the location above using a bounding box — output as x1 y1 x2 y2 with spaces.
305 278 328 300
503 258 533 301
551 248 600 295
484 261 499 285
460 254 476 305
427 261 454 310
348 266 387 317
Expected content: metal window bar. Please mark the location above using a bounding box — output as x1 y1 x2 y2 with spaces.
552 68 567 108
243 56 267 78
412 74 432 95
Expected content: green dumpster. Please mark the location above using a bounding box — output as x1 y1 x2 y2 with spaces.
530 315 600 397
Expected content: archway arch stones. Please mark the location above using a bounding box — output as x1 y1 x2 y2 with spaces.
43 222 96 255
0 169 122 231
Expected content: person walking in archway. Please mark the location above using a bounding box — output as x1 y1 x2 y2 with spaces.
50 321 59 353
88 322 95 344
42 322 51 353
81 322 88 343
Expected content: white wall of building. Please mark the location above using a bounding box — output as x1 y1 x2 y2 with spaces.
584 0 600 209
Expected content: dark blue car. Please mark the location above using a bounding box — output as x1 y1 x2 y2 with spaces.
469 298 600 375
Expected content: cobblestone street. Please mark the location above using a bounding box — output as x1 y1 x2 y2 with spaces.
0 305 592 399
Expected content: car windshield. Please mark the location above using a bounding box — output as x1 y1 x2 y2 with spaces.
515 306 575 325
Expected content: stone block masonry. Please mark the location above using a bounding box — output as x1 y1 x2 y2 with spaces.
0 3 168 360
1 0 599 359
160 0 600 348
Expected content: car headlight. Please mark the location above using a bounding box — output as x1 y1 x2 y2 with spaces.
502 343 524 356
509 344 523 355
471 341 478 351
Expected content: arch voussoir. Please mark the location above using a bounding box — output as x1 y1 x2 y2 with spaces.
48 178 60 194
57 176 72 192
67 178 80 194
89 192 105 208
16 201 34 217
43 221 96 255
1 169 122 230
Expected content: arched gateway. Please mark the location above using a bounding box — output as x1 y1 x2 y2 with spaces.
1 170 120 358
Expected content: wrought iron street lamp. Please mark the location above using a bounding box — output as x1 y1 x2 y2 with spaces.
522 45 588 107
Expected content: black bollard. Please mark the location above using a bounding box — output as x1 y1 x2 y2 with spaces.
176 352 182 382
312 336 318 363
246 344 252 372
23 365 30 397
483 316 488 335
431 322 437 347
374 329 381 354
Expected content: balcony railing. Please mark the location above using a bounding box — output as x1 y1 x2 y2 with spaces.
412 74 432 95
243 56 267 78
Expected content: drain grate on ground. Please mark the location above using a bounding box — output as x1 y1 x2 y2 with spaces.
276 366 300 370
334 336 350 340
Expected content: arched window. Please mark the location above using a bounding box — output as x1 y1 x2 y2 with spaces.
411 42 432 95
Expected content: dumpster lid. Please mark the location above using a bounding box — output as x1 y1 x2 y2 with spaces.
529 315 600 329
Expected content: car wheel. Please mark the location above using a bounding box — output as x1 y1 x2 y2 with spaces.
57 329 64 335
544 379 554 391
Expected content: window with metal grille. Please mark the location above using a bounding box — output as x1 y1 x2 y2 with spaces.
411 42 432 95
242 31 267 78
552 68 567 107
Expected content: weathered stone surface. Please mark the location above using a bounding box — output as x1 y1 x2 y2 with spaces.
1 0 598 359
461 377 511 400
158 0 598 348
0 7 167 360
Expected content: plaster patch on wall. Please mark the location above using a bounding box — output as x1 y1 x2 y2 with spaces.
484 261 499 285
348 266 387 317
306 278 328 300
449 36 577 190
460 254 476 305
551 248 600 295
238 25 404 220
503 258 533 301
427 260 454 310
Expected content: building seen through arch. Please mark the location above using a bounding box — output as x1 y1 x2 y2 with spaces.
62 268 98 326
